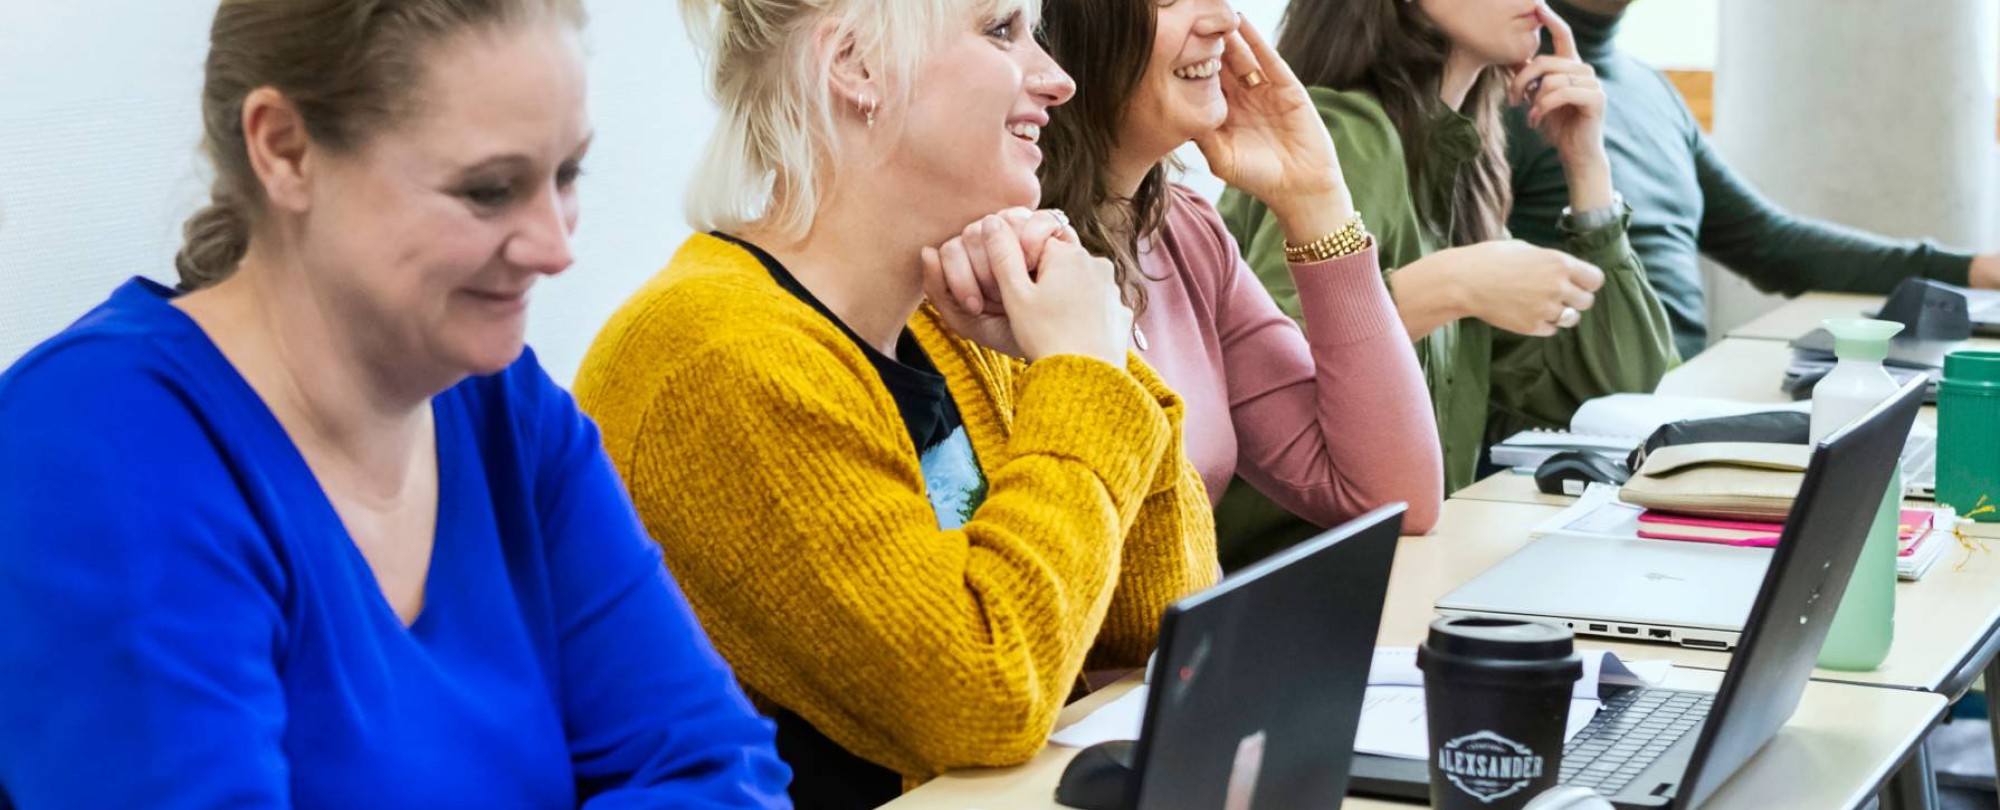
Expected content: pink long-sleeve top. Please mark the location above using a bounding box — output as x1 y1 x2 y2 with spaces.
1134 185 1443 533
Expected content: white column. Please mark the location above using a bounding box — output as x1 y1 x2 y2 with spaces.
1704 0 1997 338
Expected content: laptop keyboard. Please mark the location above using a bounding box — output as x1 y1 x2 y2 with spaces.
1560 688 1714 794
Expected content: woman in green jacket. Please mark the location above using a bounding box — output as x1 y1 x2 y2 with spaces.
1216 0 1676 554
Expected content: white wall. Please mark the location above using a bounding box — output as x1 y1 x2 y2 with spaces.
0 0 713 384
1618 0 1717 70
1177 0 1724 200
14 0 1993 379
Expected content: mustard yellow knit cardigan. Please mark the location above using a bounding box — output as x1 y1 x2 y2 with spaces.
573 234 1217 784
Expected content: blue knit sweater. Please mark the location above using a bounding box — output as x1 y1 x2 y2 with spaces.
0 278 791 809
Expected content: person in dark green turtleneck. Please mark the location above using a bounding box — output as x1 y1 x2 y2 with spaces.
1214 0 1677 567
1508 0 2000 361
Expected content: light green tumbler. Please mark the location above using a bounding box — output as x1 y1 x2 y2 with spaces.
1937 350 2000 523
1811 319 1903 672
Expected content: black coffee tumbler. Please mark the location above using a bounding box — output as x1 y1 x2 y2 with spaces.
1418 617 1584 810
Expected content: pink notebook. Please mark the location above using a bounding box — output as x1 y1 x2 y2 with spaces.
1636 509 1935 553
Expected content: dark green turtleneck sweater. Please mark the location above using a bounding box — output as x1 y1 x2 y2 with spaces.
1506 0 1976 361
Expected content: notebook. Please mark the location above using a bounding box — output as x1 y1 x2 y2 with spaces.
1493 394 1936 501
1490 395 1812 470
1635 508 1947 580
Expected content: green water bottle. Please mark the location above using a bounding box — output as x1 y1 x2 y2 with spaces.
1809 319 1904 672
1937 351 2000 523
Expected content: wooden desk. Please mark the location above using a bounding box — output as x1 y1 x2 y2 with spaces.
1724 291 2000 350
1726 292 1890 342
1657 338 1798 402
883 669 1945 810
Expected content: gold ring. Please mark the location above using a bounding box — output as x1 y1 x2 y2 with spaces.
1241 70 1267 88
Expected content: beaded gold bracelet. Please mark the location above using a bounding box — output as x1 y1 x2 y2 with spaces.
1283 213 1370 263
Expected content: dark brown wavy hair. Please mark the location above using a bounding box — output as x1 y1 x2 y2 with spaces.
1276 0 1512 246
1034 0 1170 314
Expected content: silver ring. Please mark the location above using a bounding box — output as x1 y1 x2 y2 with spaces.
1556 306 1582 329
1046 208 1076 240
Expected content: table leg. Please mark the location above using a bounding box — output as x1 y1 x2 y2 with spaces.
1882 736 1938 810
1989 655 2000 795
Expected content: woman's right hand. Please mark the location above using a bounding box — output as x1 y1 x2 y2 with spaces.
1195 16 1355 243
923 214 1129 366
1394 240 1604 338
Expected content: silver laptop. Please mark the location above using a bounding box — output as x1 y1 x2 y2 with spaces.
1904 431 1937 499
1434 533 1770 650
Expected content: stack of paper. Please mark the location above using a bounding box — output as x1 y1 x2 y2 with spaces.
1900 511 1951 581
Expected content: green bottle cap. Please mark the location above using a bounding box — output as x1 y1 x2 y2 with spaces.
1943 350 2000 388
1823 318 1903 362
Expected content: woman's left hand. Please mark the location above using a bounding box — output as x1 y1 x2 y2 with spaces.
1195 15 1354 231
1510 2 1608 172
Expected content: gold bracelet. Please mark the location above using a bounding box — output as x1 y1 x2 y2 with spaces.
1282 213 1371 263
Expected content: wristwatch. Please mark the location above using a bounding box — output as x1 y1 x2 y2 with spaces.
1560 192 1626 234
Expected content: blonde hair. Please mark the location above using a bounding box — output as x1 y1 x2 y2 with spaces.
680 0 1035 240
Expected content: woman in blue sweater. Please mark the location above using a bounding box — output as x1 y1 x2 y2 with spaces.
0 1 789 807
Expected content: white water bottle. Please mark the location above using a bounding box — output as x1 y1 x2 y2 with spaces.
1808 318 1904 671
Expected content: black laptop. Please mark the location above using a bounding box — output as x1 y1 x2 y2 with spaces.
1058 504 1403 810
1351 378 1925 808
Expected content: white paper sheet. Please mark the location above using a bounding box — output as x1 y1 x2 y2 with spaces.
1048 650 1669 751
1048 687 1149 748
1366 647 1667 701
1352 687 1601 760
1529 483 1644 538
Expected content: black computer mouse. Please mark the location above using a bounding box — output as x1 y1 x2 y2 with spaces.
1533 450 1630 496
1054 739 1138 810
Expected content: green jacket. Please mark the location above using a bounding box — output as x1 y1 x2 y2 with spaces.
1211 87 1674 559
1507 1 1974 361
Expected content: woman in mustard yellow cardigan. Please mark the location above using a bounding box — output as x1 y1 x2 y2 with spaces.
572 0 1218 806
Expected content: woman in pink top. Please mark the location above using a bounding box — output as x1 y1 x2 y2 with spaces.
929 0 1443 563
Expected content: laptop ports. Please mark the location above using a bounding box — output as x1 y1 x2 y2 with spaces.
1648 629 1672 640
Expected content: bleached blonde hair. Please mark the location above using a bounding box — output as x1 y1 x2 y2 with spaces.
680 0 1037 239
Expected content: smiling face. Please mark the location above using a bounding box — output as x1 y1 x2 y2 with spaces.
889 3 1076 222
1119 0 1238 160
1418 0 1545 68
298 21 591 379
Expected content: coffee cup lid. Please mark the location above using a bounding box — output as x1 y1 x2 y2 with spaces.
1423 616 1575 662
